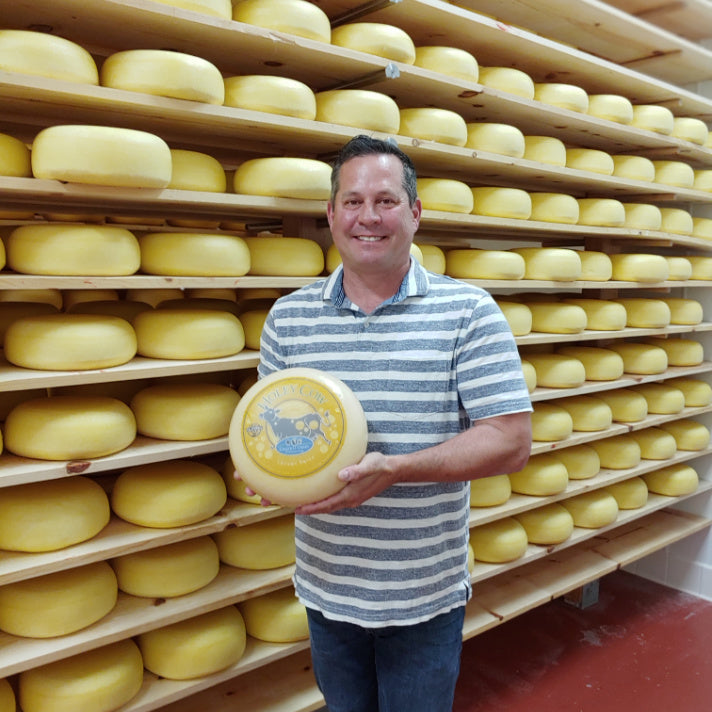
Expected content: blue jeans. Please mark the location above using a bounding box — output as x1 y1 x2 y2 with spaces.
307 606 465 712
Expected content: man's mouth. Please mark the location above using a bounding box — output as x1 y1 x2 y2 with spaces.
355 235 385 242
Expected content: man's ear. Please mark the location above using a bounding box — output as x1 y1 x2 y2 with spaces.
412 198 423 230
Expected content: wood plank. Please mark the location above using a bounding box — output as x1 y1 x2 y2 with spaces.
601 0 712 41
469 570 553 623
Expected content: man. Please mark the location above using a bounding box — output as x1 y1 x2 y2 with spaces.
252 135 532 711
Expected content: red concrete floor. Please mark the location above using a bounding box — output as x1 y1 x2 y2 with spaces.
454 570 712 712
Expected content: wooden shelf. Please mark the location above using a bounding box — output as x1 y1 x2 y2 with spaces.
516 323 712 346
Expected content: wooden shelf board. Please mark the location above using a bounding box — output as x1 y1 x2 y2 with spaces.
601 0 712 42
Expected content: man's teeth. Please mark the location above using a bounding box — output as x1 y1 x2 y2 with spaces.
356 236 383 241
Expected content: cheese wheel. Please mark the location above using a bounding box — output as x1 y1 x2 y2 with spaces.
399 108 467 146
576 198 626 227
605 477 649 509
478 67 535 99
623 203 663 230
139 606 247 679
653 160 695 188
69 299 152 322
127 288 183 307
565 148 614 175
233 157 330 199
642 337 703 367
233 0 330 42
221 455 263 504
556 395 613 431
693 170 712 192
672 117 709 145
643 464 698 496
239 587 309 642
508 454 569 496
414 46 479 82
417 178 474 213
471 187 531 219
610 253 669 283
331 22 415 63
112 536 220 597
661 297 703 325
513 247 582 281
553 444 600 480
495 300 532 336
0 477 110 553
0 679 13 712
629 427 677 459
445 249 525 279
531 402 573 442
591 434 641 469
561 491 619 528
666 378 712 407
633 383 685 414
522 135 567 166
0 289 62 309
660 207 694 235
607 341 668 374
0 30 98 84
688 256 712 280
214 515 296 569
152 0 232 17
112 460 227 527
534 83 588 113
467 543 475 574
6 224 140 276
0 561 117 637
595 389 648 422
560 299 626 331
469 474 511 507
465 123 524 157
229 368 368 507
469 517 528 563
614 297 671 328
658 419 710 451
244 236 324 276
664 257 692 283
527 301 587 334
62 289 119 310
528 192 580 224
525 353 586 388
0 301 59 343
631 105 674 135
4 396 136 460
418 244 446 274
555 346 624 381
18 639 144 712
612 154 656 182
0 132 31 177
315 89 400 133
100 49 224 104
0 389 51 422
586 94 634 124
578 251 613 282
515 503 575 545
520 359 537 392
168 149 226 192
190 288 239 302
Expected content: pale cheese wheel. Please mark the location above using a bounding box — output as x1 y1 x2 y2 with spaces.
112 536 220 597
658 419 710 451
534 83 588 113
605 477 649 509
513 247 582 281
414 46 479 82
560 299 626 331
693 170 712 192
139 606 247 679
666 378 712 407
399 108 467 146
565 148 614 175
662 298 703 325
623 203 663 230
465 123 524 157
100 49 224 104
530 402 573 442
478 67 535 99
528 192 580 224
515 503 574 545
0 301 59 343
0 30 98 84
520 359 537 392
525 353 586 388
0 679 13 712
0 132 31 177
214 515 295 569
0 561 117 637
467 544 475 574
631 104 674 135
614 297 671 328
69 299 152 322
62 289 119 310
221 455 263 504
660 207 694 235
688 256 712 280
0 477 110 553
495 300 532 336
18 639 144 712
555 346 624 381
0 289 63 309
653 160 695 188
152 0 232 17
190 287 238 302
471 187 531 219
607 341 668 374
508 453 569 496
239 587 309 642
244 236 324 276
233 0 330 42
0 389 51 422
469 474 511 507
578 251 613 281
553 444 600 480
127 288 183 306
112 460 227 527
522 135 566 166
417 178 474 213
591 434 641 469
527 301 587 334
234 308 265 351
643 464 698 496
672 117 709 145
233 157 331 199
665 257 692 281
315 89 400 133
576 198 625 227
469 517 528 563
610 253 669 283
612 155 656 182
4 396 136 460
629 427 677 459
168 149 226 191
586 94 634 124
561 491 619 528
641 337 703 367
6 224 140 276
229 368 368 507
445 249 525 279
556 395 613 431
632 383 685 414
331 22 415 63
418 244 446 274
594 389 648 422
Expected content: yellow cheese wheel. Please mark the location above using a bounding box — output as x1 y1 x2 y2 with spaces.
239 587 309 642
467 543 475 573
578 251 613 282
0 132 31 177
605 477 649 509
0 29 98 84
520 359 537 392
221 455 263 504
561 491 619 528
112 460 227 527
653 160 695 188
233 157 331 199
634 383 686 415
417 178 474 213
560 299 626 331
112 536 220 597
469 474 511 507
418 244 446 274
399 108 467 146
61 290 120 311
612 154 656 181
643 463 698 496
69 299 152 322
607 341 668 374
509 453 569 496
495 300 532 336
238 308 268 350
4 396 136 460
576 198 626 227
594 389 648 422
315 89 401 133
522 135 566 166
664 257 692 281
152 0 232 17
693 170 712 192
623 203 663 230
229 367 368 507
565 148 614 175
168 149 226 192
515 503 575 545
0 301 58 343
528 192 580 224
0 389 52 422
234 0 330 42
0 288 63 309
631 104 674 135
469 517 528 563
0 561 117 637
6 224 140 276
688 256 712 280
672 117 709 145
100 49 224 104
527 301 587 334
478 67 535 99
591 434 642 469
465 123 525 157
471 187 531 219
214 515 296 569
658 419 710 451
524 353 586 388
610 253 669 283
614 297 671 328
660 207 694 235
18 639 143 712
666 378 712 407
586 94 634 124
445 249 525 279
553 444 600 480
139 605 247 679
244 236 324 276
414 46 479 81
556 395 613 431
661 298 703 325
534 83 588 112
513 247 582 281
0 477 110 553
0 679 13 712
531 402 574 442
629 427 677 459
642 337 703 367
331 22 415 63
223 74 316 118
555 346 624 381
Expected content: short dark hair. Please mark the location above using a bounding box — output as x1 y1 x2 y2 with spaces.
329 135 418 206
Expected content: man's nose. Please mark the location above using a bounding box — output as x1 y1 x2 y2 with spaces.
357 200 380 222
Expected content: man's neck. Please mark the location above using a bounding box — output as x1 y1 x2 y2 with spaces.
342 263 409 314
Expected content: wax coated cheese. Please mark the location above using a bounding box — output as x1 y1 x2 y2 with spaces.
471 187 532 219
0 289 63 309
565 148 614 175
233 0 331 42
534 83 588 113
631 105 674 135
515 503 574 545
629 427 677 459
445 249 525 279
578 251 613 281
508 453 569 496
594 388 648 422
560 299 626 331
469 518 528 563
576 198 626 227
554 444 600 480
0 132 31 177
643 464 698 496
465 123 525 157
556 395 613 432
520 359 537 392
0 301 58 344
610 253 669 283
664 257 692 281
688 256 712 280
513 247 582 281
612 155 656 182
660 207 694 235
693 170 712 192
555 345 624 381
417 178 474 213
414 46 479 82
561 491 618 528
527 301 587 334
653 160 695 188
225 74 317 118
522 135 567 166
233 157 331 199
469 474 512 507
0 679 13 712
214 515 296 569
661 298 703 325
239 587 309 642
666 378 712 407
315 90 401 133
586 94 634 124
244 236 325 276
524 353 586 388
658 419 710 451
495 300 532 336
614 297 671 328
168 149 227 192
418 244 447 274
605 477 648 509
331 23 416 63
607 341 668 374
399 108 468 146
623 203 662 230
528 193 580 224
591 435 642 469
643 337 703 367
530 402 573 442
222 455 263 504
672 117 709 145
478 67 535 99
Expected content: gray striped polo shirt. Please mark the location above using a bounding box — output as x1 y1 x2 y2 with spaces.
258 259 532 626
